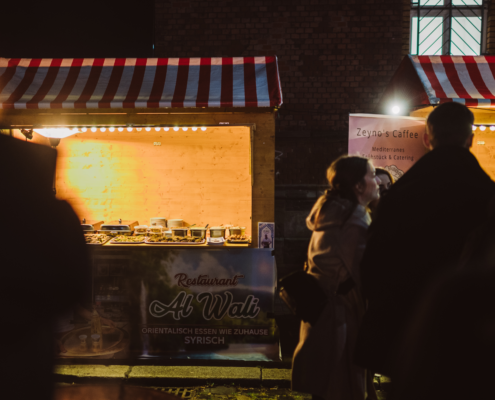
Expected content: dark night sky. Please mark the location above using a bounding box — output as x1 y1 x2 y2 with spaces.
1 0 154 58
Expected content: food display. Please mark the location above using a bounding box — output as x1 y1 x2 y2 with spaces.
110 235 146 244
134 225 148 235
167 219 184 228
171 227 188 237
100 220 138 237
150 217 167 228
229 226 246 236
81 217 249 246
145 235 205 245
85 234 111 245
209 227 226 238
227 234 251 244
81 220 104 234
190 227 207 239
149 225 164 234
207 237 225 245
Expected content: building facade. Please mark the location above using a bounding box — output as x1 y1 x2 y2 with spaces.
154 0 494 322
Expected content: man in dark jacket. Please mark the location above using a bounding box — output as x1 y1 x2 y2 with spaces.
0 134 90 400
354 102 495 375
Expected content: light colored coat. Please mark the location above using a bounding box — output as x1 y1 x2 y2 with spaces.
292 196 370 400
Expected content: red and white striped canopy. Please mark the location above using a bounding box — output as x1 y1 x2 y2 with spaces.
0 57 283 109
397 55 495 108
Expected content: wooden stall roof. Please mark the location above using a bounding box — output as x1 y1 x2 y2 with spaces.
0 57 283 110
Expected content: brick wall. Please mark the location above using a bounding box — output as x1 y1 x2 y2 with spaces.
155 0 407 316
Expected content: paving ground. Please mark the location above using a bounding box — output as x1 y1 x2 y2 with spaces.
54 366 388 400
56 383 388 400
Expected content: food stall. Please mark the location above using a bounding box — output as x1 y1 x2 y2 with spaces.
0 56 282 361
378 55 495 180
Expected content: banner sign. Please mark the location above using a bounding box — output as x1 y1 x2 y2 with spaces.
348 114 427 180
130 248 279 361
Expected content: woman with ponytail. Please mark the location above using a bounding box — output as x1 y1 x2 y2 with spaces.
292 155 381 400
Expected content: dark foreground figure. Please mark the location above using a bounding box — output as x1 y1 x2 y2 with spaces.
0 135 89 400
355 102 495 375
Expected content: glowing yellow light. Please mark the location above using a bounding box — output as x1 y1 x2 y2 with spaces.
164 127 169 131
480 125 486 131
145 127 151 131
491 126 495 131
174 127 179 131
100 127 106 132
472 125 477 131
33 128 79 139
136 128 142 131
192 127 198 131
201 127 207 131
182 127 188 131
109 127 115 132
91 127 97 132
155 127 161 132
81 127 87 132
118 127 124 132
127 127 133 132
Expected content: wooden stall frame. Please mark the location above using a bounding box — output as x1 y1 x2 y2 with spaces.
0 108 275 248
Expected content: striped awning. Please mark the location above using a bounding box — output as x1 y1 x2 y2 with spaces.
0 57 283 109
408 55 495 108
380 55 495 109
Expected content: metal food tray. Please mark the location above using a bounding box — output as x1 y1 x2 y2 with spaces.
85 235 111 246
109 238 146 244
145 238 206 245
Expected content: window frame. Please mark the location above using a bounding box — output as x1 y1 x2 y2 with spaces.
410 0 488 56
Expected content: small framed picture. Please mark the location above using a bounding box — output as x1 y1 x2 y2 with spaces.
258 222 275 249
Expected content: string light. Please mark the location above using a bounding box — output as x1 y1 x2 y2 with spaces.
145 127 151 131
192 127 198 131
491 126 495 131
100 127 106 132
472 125 477 131
155 127 161 132
480 125 486 131
81 127 87 132
201 127 207 131
164 127 169 131
174 127 179 131
109 127 115 132
118 127 124 132
182 127 188 131
91 127 97 132
136 128 142 131
127 127 133 132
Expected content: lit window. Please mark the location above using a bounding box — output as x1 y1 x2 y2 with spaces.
410 0 486 56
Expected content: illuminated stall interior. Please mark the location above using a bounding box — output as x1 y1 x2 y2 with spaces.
379 55 495 180
12 126 252 234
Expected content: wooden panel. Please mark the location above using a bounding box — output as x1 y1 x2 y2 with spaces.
54 126 253 235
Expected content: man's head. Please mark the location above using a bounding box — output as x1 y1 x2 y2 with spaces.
425 102 474 149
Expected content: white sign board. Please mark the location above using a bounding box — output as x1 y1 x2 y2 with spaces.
348 114 427 180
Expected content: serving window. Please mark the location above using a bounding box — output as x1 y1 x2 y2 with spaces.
13 126 253 237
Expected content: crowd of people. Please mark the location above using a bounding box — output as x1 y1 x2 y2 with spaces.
291 102 495 400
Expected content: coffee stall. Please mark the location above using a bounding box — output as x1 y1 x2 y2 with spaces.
378 55 495 180
0 56 282 361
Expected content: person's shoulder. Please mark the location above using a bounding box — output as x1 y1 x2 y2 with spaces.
346 205 371 230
